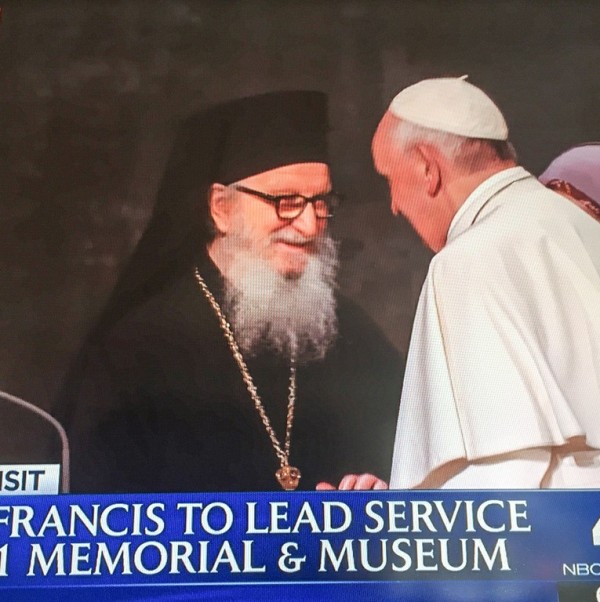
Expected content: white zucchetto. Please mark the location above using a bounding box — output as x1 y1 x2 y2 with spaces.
389 76 509 140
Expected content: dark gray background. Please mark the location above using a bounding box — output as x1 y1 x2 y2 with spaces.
1 0 599 420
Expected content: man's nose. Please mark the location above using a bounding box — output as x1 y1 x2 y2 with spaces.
290 202 320 236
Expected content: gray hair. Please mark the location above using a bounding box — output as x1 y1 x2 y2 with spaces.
206 183 240 241
390 119 517 172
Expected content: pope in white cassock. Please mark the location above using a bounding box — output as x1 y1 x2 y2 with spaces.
372 76 600 489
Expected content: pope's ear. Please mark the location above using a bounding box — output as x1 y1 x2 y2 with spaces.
415 144 442 197
208 183 233 234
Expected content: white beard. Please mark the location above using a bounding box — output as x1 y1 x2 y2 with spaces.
215 229 339 364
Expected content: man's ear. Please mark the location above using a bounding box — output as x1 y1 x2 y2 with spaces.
415 144 442 197
208 183 233 234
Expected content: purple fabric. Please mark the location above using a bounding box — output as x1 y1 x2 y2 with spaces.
539 143 600 203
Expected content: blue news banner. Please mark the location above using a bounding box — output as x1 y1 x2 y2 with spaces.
0 491 599 601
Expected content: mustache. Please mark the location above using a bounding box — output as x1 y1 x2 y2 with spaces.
270 231 317 247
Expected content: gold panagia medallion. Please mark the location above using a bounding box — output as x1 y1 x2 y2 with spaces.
276 465 301 491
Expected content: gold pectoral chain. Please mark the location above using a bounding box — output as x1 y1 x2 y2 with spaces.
194 268 301 491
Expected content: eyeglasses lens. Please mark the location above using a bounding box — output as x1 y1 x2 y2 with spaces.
278 196 335 219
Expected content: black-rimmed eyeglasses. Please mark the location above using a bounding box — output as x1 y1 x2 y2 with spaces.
234 185 343 220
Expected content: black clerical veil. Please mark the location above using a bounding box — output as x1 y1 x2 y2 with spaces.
92 90 329 336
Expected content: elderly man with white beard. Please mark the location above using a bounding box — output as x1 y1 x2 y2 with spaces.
54 91 403 493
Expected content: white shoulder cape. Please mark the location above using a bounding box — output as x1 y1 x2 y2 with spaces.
390 170 600 488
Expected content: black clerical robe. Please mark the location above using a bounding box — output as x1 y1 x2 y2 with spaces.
56 259 403 493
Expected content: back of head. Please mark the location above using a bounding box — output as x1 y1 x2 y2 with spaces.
540 143 600 204
387 76 516 173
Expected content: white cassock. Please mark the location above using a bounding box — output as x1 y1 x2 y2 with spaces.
390 167 600 489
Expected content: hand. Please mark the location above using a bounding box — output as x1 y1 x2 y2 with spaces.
316 473 388 491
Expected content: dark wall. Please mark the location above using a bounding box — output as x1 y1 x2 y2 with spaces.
1 0 599 411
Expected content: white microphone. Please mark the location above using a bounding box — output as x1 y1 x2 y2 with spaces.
0 390 70 493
